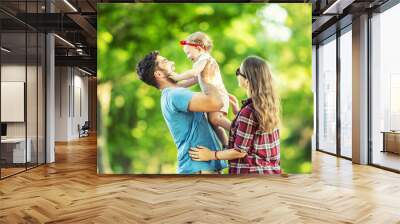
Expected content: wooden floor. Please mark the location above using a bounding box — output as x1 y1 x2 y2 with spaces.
1 135 400 224
1 163 45 178
0 167 26 178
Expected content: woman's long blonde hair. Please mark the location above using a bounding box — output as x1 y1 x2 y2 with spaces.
242 56 280 132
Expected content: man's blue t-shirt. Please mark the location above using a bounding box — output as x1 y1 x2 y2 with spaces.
161 87 227 174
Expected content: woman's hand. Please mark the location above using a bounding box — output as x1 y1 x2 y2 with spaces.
229 94 240 115
189 146 214 161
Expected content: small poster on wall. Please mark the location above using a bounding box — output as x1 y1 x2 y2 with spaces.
1 82 25 122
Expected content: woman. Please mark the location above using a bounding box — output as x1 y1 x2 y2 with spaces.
189 56 281 174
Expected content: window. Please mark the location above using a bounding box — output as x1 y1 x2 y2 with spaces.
317 36 337 154
339 28 352 158
371 3 400 171
312 45 316 151
0 1 46 179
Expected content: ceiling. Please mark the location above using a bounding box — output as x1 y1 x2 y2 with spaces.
0 0 99 74
312 0 390 44
1 0 395 73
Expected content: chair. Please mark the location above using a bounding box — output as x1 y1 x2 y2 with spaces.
78 121 90 138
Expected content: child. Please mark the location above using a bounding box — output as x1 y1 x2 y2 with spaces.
170 32 231 147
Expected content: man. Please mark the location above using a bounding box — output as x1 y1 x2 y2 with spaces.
136 51 227 174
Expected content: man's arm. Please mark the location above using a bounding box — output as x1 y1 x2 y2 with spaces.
177 77 198 88
171 69 197 81
187 60 223 112
188 92 222 112
170 59 207 81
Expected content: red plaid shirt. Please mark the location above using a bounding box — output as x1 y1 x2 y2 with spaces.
228 99 281 174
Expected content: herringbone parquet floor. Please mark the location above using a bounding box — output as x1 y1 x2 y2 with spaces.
1 134 400 224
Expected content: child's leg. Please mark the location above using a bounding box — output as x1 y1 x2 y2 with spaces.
219 116 232 131
208 112 229 146
213 125 228 147
208 112 231 131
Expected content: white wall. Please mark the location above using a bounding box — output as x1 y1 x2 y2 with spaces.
55 67 89 141
72 72 89 138
55 67 69 141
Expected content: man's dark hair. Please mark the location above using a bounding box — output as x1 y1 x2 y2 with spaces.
136 51 160 88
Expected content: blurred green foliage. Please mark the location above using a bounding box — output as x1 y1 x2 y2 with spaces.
98 3 312 174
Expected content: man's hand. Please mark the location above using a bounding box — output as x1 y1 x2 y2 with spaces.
200 59 220 97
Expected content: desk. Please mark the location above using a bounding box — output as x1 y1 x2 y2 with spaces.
381 131 400 154
1 138 32 163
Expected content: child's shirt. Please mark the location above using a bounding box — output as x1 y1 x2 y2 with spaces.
194 53 229 113
194 53 227 94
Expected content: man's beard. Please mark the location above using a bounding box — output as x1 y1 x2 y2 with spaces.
159 68 177 84
167 77 177 84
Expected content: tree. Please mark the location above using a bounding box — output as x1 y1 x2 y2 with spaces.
98 3 312 174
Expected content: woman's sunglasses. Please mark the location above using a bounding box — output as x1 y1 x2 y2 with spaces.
236 68 246 78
